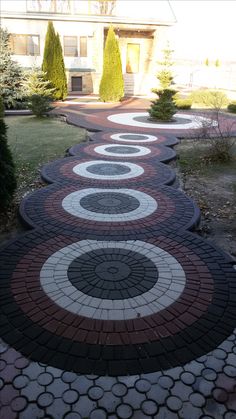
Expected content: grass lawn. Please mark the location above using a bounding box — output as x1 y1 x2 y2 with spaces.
6 115 86 186
0 115 86 239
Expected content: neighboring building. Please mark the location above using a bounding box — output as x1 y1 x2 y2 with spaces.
1 0 176 96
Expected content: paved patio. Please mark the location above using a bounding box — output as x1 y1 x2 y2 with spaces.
0 100 236 418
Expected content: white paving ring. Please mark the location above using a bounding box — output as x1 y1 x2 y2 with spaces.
62 188 158 222
40 240 186 320
94 144 151 157
72 160 144 180
108 112 218 130
111 133 158 143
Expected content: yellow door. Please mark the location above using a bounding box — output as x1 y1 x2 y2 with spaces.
126 43 140 74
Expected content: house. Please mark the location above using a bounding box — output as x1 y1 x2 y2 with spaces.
1 0 176 96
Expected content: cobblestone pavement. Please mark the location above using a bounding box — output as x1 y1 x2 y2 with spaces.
0 103 236 418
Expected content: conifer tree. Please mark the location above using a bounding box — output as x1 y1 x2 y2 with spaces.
0 96 17 209
99 26 124 102
42 21 67 100
0 28 25 108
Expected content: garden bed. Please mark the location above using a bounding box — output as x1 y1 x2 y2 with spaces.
176 138 236 258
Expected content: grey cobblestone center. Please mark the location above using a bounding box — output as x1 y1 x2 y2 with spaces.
80 192 140 214
105 146 140 154
86 163 131 175
67 248 159 299
119 134 149 140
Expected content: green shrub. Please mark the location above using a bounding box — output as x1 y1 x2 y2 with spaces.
189 89 229 109
206 138 235 163
0 96 17 209
42 22 67 100
174 95 192 110
99 26 124 102
227 102 236 113
149 89 177 121
27 94 53 117
0 28 25 109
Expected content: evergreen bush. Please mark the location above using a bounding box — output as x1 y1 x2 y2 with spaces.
0 28 25 109
157 44 174 89
99 26 124 102
149 89 177 121
27 95 53 117
227 102 236 113
24 67 55 116
42 22 67 100
0 96 17 209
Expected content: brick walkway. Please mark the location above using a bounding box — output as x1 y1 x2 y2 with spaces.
0 102 236 418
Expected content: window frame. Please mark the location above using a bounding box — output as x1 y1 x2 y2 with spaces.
10 34 40 56
63 36 78 57
79 36 87 58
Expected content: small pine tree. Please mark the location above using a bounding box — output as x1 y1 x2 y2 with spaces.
205 58 209 66
148 89 177 122
24 67 55 97
215 59 220 67
42 22 67 100
157 44 174 89
99 26 124 102
0 96 17 209
23 67 55 117
0 28 25 109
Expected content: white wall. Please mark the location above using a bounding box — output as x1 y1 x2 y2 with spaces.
2 17 95 69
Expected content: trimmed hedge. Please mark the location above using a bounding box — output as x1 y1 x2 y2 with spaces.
174 96 192 110
227 102 236 113
99 27 124 102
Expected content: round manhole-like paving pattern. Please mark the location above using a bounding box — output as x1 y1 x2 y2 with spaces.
41 157 176 187
20 184 200 236
108 112 218 130
0 230 235 375
78 142 176 163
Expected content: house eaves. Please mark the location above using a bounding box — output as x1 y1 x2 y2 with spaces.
1 11 176 27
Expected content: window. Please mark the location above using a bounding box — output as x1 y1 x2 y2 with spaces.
64 36 78 57
10 34 40 55
80 37 87 57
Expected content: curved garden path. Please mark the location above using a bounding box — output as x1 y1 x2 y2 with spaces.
0 102 236 418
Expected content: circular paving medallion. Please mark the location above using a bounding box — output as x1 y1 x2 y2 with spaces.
1 231 236 374
62 188 157 221
108 113 218 130
111 133 157 143
94 144 151 157
73 160 144 180
41 157 175 186
20 184 200 235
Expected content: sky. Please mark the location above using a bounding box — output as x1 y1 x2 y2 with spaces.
168 0 236 62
